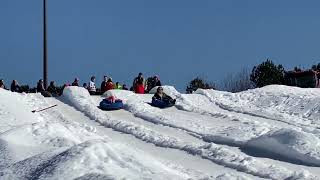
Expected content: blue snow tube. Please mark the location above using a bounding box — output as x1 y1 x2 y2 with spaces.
151 99 175 109
99 99 124 111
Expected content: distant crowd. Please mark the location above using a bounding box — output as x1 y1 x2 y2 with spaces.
0 73 162 97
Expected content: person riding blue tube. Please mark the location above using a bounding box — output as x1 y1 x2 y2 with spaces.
99 92 124 110
151 86 176 108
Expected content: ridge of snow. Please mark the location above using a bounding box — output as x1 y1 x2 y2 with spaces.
245 128 320 167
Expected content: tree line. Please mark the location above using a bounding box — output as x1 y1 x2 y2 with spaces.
186 59 320 93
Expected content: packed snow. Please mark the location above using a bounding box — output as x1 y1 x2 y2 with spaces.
1 85 320 179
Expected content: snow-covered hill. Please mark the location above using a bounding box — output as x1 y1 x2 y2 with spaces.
0 85 320 179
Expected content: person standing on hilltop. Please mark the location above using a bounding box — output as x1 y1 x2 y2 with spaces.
133 72 145 94
37 79 45 93
88 76 96 95
100 76 108 93
146 75 162 92
114 82 122 89
10 80 21 92
47 81 59 96
71 78 80 86
105 77 114 91
0 79 7 90
122 84 128 90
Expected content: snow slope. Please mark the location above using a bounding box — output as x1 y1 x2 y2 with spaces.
62 87 319 179
0 89 216 179
1 85 320 179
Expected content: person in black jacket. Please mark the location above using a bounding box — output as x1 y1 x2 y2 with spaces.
47 81 58 96
71 78 79 86
10 80 21 92
147 75 162 92
152 87 176 104
0 79 7 90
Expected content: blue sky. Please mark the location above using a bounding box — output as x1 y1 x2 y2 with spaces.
1 0 320 91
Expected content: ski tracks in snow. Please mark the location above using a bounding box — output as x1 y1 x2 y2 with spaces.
61 87 318 179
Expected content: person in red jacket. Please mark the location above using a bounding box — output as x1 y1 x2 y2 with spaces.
133 72 145 94
105 77 114 91
100 76 108 93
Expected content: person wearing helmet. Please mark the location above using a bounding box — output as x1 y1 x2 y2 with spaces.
72 78 80 86
133 72 145 94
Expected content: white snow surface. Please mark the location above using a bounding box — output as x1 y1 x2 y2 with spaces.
1 85 320 179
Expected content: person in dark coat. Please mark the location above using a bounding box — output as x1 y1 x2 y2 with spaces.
0 79 7 90
152 86 175 104
72 78 79 86
47 81 59 96
100 76 108 93
83 83 88 89
147 75 162 92
10 80 21 92
37 79 45 93
122 84 128 90
154 76 162 87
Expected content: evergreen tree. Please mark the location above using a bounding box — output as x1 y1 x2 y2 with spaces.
186 77 215 93
250 59 285 88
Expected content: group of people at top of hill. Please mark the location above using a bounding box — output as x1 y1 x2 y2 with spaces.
0 79 24 93
86 72 161 95
85 76 127 95
0 72 162 96
1 78 65 96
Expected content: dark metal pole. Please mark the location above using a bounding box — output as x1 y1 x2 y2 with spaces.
43 0 48 89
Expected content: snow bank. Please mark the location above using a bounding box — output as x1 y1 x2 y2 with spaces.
194 86 320 135
245 128 320 167
149 85 181 97
61 87 315 179
101 89 134 99
2 139 194 180
1 89 215 179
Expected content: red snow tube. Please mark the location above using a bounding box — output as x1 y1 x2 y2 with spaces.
135 84 145 94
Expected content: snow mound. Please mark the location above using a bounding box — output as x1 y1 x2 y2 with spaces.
149 86 180 97
245 128 320 166
2 140 190 180
101 89 134 100
63 86 95 108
